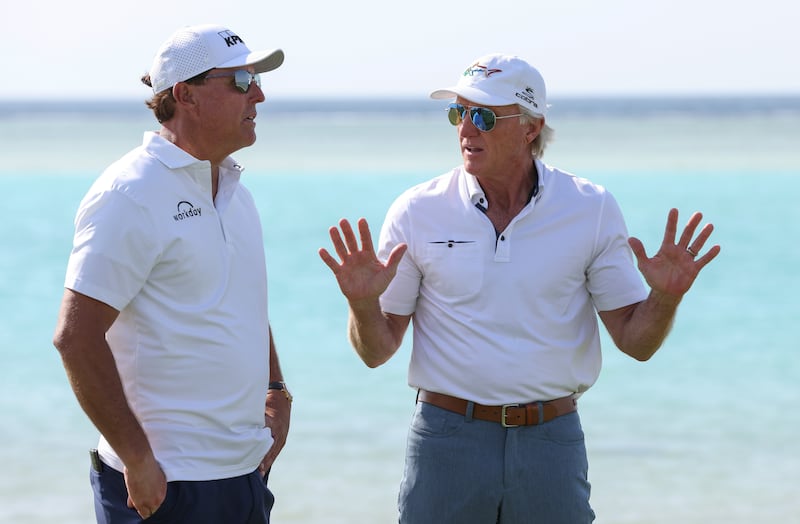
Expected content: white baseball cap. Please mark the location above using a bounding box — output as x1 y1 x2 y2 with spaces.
430 53 548 117
149 24 284 93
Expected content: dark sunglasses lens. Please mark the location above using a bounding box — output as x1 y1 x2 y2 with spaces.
447 104 465 126
471 107 496 131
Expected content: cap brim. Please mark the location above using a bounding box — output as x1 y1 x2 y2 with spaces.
430 86 516 107
218 48 285 73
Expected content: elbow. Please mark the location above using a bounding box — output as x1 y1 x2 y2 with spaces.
359 351 391 369
52 325 71 357
363 359 384 369
53 326 80 361
620 343 659 362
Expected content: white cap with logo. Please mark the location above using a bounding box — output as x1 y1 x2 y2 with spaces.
148 24 284 93
430 53 548 117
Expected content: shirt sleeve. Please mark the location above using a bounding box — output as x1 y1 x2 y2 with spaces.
586 191 649 312
377 195 421 316
64 188 160 311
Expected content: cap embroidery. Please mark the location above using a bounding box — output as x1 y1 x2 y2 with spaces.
218 30 245 48
463 63 502 77
516 87 539 108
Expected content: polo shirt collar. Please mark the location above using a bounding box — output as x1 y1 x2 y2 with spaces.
466 158 546 208
143 131 244 193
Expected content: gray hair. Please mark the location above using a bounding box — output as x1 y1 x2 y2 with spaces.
519 106 554 158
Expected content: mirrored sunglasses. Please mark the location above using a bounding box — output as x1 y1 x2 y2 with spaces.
447 103 523 132
204 70 261 93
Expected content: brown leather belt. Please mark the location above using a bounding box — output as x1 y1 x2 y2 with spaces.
417 390 577 427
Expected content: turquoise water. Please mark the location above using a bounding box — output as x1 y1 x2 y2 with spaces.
1 98 798 523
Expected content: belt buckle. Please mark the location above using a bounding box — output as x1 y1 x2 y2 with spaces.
501 404 521 428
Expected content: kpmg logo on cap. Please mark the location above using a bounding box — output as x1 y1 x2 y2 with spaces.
463 62 502 78
516 86 539 109
218 30 245 47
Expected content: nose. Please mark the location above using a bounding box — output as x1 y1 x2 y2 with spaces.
250 82 266 103
458 112 480 138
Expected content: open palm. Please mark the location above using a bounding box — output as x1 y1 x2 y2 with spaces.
319 218 407 303
628 208 721 298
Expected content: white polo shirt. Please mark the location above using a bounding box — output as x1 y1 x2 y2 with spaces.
378 160 648 404
65 132 272 481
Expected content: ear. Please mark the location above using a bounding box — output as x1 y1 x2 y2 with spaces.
525 117 544 143
171 81 197 108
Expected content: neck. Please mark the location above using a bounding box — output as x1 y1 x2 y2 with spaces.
476 161 538 233
478 159 536 211
159 126 221 201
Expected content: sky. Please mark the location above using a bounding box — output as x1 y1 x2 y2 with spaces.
6 0 799 101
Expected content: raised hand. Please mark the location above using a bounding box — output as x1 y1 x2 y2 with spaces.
628 208 721 300
318 218 408 304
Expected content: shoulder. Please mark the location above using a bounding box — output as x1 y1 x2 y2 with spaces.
540 162 608 200
389 168 463 211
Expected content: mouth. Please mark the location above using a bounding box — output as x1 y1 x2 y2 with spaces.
463 144 483 154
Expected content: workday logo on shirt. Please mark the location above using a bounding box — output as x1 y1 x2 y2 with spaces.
174 201 202 221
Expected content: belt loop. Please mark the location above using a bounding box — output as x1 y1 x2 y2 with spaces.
537 401 545 424
465 401 475 422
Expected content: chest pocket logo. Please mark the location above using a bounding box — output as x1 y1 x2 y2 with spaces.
423 240 483 298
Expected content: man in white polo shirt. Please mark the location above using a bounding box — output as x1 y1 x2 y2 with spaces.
53 24 292 524
319 53 720 523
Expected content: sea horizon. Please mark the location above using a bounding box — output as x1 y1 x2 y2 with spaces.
3 92 800 116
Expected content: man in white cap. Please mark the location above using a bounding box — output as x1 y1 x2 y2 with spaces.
54 24 291 523
319 53 720 522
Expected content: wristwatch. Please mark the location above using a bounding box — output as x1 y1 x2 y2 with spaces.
268 381 293 403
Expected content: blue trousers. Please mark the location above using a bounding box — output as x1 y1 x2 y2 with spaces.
90 457 274 524
398 402 595 523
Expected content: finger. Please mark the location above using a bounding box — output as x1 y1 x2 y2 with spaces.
327 225 349 260
130 500 151 519
356 218 375 255
688 222 714 253
339 219 360 253
662 208 679 246
677 211 703 248
694 244 722 269
628 237 647 264
385 243 408 271
318 248 340 272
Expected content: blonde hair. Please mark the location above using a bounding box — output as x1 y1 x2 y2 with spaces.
519 106 554 158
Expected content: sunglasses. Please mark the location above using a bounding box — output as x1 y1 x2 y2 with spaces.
447 103 523 132
203 70 261 93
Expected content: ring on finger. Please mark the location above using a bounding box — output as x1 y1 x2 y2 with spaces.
686 246 698 257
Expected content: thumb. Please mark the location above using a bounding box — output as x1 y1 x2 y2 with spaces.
385 243 408 272
628 237 647 264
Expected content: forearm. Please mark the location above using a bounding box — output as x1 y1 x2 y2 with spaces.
267 326 284 382
54 289 157 472
616 290 682 361
59 342 154 467
347 298 407 368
